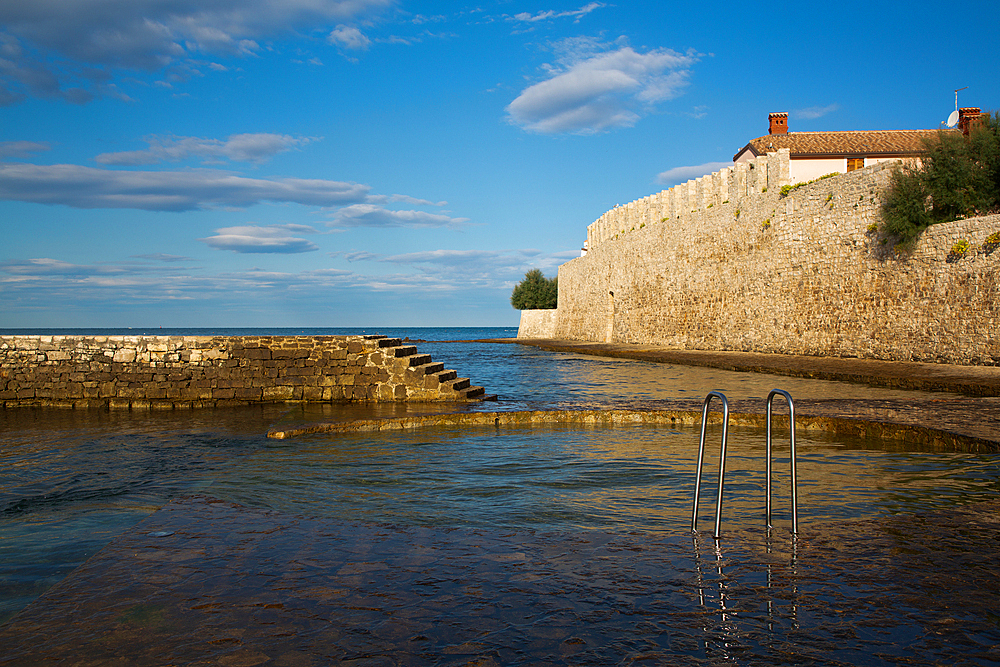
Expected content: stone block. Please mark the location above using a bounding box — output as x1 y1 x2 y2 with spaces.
302 386 324 401
234 387 263 400
263 385 296 401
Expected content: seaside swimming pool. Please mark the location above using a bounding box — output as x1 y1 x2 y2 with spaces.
1 331 999 664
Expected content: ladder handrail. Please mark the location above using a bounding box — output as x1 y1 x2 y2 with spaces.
692 389 800 538
691 391 729 539
766 389 798 534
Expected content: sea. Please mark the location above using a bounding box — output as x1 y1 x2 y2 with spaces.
2 327 1000 664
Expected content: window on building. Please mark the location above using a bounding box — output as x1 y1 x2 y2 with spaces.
847 157 864 172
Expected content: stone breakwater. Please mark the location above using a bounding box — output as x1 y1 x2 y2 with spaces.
0 335 488 409
265 408 999 452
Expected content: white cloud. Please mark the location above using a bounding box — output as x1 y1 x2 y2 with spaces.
350 247 573 276
0 245 577 316
328 204 469 228
509 3 605 23
328 25 371 50
364 193 446 206
507 39 698 134
0 140 51 158
132 253 194 262
200 224 320 254
794 104 839 120
95 133 316 165
0 0 393 103
0 257 129 276
0 162 370 211
656 161 731 186
338 251 379 262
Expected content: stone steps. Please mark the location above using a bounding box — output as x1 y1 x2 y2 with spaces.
448 377 470 391
432 369 457 382
458 385 489 400
382 343 487 402
407 354 432 367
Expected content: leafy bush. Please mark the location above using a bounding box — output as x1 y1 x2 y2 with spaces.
947 239 970 263
881 111 1000 239
983 231 1000 256
510 269 558 310
779 173 839 198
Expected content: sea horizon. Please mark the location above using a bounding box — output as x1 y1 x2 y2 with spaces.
0 326 519 340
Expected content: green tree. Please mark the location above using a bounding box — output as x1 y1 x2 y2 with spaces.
510 269 558 310
882 111 1000 239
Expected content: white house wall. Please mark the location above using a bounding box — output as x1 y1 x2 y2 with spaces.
789 157 845 183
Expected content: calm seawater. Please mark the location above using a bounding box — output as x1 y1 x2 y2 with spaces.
2 326 999 651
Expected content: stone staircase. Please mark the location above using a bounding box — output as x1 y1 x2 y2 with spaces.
373 336 491 401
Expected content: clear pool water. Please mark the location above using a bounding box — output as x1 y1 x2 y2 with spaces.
3 405 1000 628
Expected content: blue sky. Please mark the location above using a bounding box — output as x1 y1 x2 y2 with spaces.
1 0 997 328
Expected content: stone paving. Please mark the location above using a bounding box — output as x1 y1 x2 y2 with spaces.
506 339 1000 449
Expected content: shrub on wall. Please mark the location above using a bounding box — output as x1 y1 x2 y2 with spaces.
882 111 1000 239
510 269 558 310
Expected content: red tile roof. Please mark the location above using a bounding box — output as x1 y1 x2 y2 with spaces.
733 129 951 161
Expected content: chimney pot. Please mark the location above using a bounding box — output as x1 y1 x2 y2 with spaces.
958 107 984 136
768 112 788 135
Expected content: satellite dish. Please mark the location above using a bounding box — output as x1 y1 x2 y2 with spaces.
946 110 960 128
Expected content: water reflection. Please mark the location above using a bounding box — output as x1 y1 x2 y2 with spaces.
416 343 961 407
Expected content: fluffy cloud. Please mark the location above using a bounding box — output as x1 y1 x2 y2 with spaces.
328 25 371 50
0 162 370 211
656 161 731 186
507 39 698 134
328 204 469 229
95 133 316 165
0 0 393 103
200 224 320 254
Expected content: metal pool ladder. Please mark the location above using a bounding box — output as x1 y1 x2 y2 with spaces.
691 389 799 538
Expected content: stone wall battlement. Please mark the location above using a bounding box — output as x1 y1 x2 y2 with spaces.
0 335 487 409
587 149 793 250
559 161 1000 366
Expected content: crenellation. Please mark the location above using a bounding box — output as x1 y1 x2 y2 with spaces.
555 161 1000 365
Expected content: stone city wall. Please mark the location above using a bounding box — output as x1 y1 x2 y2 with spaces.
586 149 792 250
0 335 487 409
557 158 1000 365
517 309 558 339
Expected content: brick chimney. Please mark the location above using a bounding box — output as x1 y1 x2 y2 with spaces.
769 112 788 135
958 107 984 136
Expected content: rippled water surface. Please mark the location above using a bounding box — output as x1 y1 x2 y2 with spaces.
1 328 997 665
